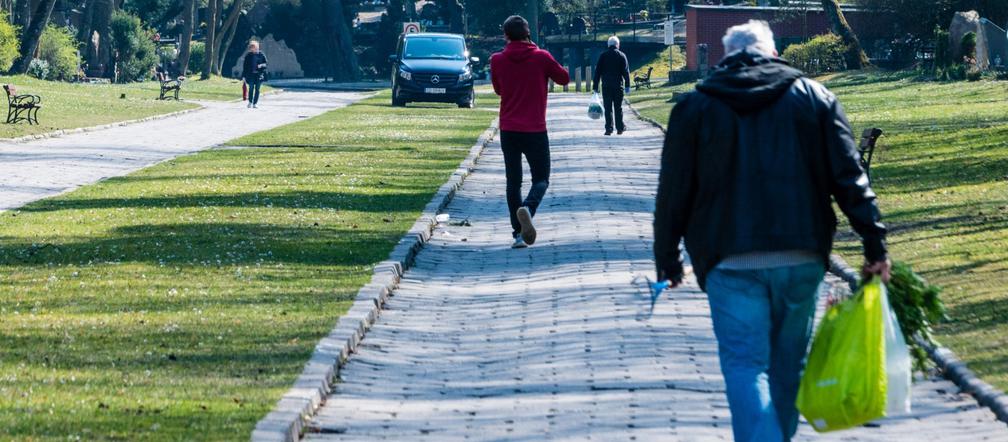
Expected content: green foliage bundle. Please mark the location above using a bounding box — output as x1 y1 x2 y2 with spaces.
959 31 977 63
0 11 20 72
188 41 205 75
38 25 81 81
110 10 158 83
885 261 947 371
782 34 848 75
26 58 49 79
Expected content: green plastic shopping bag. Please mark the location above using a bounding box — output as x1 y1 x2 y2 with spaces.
797 277 887 432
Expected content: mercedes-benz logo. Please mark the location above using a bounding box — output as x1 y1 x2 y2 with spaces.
431 75 440 84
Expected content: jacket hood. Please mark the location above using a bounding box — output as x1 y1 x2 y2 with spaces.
501 41 539 62
696 49 804 113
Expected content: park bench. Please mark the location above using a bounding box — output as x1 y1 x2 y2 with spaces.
3 84 41 125
633 67 654 90
158 73 184 100
859 128 883 179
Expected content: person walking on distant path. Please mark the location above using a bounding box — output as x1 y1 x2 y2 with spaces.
653 20 891 442
592 36 631 136
241 41 268 109
490 15 571 249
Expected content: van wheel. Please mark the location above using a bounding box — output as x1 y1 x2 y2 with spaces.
457 90 475 108
392 87 407 107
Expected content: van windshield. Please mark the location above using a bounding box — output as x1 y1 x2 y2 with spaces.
403 37 466 60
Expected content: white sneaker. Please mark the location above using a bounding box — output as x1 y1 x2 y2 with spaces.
511 236 528 249
253 104 258 109
247 103 252 108
516 206 537 245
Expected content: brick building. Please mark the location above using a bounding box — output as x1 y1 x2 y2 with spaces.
685 4 879 70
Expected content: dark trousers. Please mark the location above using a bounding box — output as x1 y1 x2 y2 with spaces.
500 130 551 238
602 86 625 132
246 78 262 105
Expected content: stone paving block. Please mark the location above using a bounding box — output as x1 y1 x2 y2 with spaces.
304 95 1008 441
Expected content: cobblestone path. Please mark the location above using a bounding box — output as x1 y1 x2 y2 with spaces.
306 94 1007 441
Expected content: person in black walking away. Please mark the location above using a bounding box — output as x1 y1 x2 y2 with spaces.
592 36 631 135
653 20 890 441
241 40 268 109
490 16 570 248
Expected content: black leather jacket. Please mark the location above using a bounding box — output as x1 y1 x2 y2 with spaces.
592 47 630 91
654 49 887 290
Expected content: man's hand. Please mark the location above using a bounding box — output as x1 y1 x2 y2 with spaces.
862 259 892 283
624 86 631 94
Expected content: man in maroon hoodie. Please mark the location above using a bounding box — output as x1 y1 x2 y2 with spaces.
490 15 570 249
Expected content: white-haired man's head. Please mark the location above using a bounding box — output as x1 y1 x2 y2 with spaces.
608 36 620 48
722 20 777 57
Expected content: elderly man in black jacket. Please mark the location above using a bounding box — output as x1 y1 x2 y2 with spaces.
653 20 890 441
592 36 631 135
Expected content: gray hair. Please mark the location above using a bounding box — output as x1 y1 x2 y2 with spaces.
721 20 776 56
607 35 620 48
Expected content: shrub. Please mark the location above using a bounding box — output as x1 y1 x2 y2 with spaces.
38 25 80 81
27 58 50 80
109 10 158 82
960 31 977 64
782 33 848 75
188 41 205 75
0 12 19 72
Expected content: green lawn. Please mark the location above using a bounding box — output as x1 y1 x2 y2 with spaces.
0 90 499 440
0 76 268 139
629 72 1008 390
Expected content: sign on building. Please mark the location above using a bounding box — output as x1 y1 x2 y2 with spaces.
403 22 421 34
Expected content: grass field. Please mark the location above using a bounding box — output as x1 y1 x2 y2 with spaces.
0 76 267 139
628 72 1008 390
0 90 499 440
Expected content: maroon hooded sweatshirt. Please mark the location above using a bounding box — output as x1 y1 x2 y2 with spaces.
491 41 570 133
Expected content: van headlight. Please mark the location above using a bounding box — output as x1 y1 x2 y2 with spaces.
458 70 472 82
398 70 412 81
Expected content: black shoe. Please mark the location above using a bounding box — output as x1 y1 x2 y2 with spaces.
617 129 625 135
604 131 613 136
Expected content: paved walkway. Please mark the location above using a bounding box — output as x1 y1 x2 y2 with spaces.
306 95 1007 440
0 90 365 211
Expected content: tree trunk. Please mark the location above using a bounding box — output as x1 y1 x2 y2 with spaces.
201 0 218 79
177 0 195 75
12 0 57 74
76 0 95 42
323 0 359 81
820 0 869 69
525 0 538 43
217 12 240 76
212 0 241 75
15 0 30 29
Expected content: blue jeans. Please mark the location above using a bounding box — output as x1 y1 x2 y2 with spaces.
705 263 825 442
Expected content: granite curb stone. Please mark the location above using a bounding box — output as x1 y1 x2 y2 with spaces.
249 118 500 442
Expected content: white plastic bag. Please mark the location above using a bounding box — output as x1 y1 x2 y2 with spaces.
588 93 603 120
880 282 912 415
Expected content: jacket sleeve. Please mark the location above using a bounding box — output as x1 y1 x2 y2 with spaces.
654 95 698 283
592 54 603 91
543 52 570 86
259 53 268 70
241 54 250 78
621 53 631 88
490 55 502 95
821 93 888 263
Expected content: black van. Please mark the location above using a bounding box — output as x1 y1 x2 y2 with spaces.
389 33 479 108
